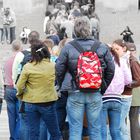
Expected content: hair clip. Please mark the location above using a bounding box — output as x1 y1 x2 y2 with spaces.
36 47 44 52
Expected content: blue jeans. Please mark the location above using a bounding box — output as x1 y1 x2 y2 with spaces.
20 108 50 140
120 97 132 140
56 91 69 140
67 91 102 140
101 101 122 140
56 91 68 130
39 119 50 140
4 87 20 140
22 102 61 140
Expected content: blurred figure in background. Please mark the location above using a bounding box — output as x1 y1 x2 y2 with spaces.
2 7 13 44
20 27 31 44
0 65 4 114
9 8 16 44
126 43 140 140
3 40 22 140
0 8 4 44
120 26 134 43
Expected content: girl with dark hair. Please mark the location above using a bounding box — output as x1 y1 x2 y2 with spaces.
16 40 62 140
112 39 133 140
101 43 132 140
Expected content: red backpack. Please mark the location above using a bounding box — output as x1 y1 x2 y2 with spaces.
70 40 102 90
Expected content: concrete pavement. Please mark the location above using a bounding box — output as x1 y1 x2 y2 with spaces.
0 101 9 140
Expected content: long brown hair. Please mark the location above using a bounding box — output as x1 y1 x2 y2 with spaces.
113 39 127 52
110 48 120 66
107 44 120 67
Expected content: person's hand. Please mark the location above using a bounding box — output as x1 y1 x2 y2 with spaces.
126 83 132 89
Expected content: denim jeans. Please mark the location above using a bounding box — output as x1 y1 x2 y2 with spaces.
56 91 69 140
20 109 50 140
56 91 68 130
120 97 132 140
39 119 50 140
21 102 61 140
4 87 20 140
67 91 102 140
101 101 122 140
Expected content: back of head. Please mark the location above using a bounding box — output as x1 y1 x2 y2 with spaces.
58 38 73 51
113 39 127 49
43 39 54 50
28 31 40 45
74 17 91 38
12 40 22 51
126 43 136 52
71 10 82 18
45 11 51 17
31 40 50 64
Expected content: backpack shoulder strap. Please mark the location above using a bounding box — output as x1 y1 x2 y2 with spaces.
69 40 84 53
22 50 30 56
91 41 101 53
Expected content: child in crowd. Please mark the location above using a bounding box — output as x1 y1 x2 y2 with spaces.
101 42 132 140
112 39 133 140
43 38 54 55
47 29 60 45
126 43 140 140
43 38 59 62
50 45 60 62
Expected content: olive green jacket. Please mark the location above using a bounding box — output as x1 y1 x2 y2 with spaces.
16 59 58 103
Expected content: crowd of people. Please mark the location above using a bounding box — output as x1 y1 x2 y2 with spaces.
0 1 140 140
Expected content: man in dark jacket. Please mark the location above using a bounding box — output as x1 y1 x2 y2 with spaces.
55 17 115 140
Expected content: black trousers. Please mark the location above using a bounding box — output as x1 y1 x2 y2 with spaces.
129 106 140 140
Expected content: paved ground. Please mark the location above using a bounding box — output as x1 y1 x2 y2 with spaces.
0 102 9 140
